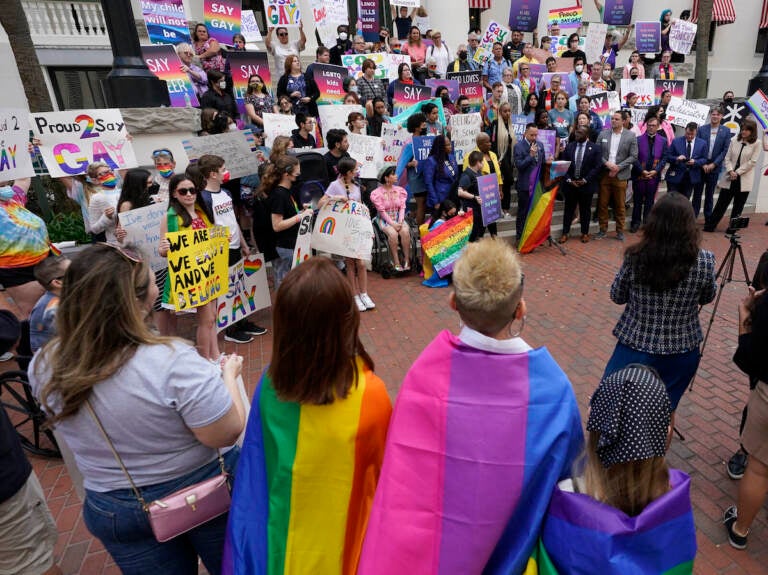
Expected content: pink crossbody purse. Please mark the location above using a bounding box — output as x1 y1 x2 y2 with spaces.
86 401 232 542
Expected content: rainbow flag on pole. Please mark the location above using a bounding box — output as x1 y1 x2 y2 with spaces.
223 360 392 575
518 165 560 254
536 469 696 574
358 331 583 575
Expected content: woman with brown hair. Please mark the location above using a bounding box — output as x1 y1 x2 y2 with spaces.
29 243 245 574
193 23 225 73
705 118 761 232
276 54 311 115
225 257 391 573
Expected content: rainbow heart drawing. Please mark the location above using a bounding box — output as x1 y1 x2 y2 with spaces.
244 258 263 276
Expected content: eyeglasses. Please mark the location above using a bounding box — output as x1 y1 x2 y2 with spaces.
98 242 142 263
175 187 197 196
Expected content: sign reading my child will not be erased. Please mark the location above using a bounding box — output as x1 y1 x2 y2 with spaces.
166 225 229 311
30 109 138 178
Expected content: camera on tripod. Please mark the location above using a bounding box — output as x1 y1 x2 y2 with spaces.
726 216 750 236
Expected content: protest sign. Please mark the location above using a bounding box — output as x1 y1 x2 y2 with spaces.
311 199 374 261
511 114 528 139
585 23 608 65
393 81 431 116
292 214 313 269
629 108 647 127
746 90 768 130
266 0 301 28
387 53 411 82
228 51 272 115
412 136 437 171
392 0 420 6
30 109 137 178
449 113 482 165
508 0 540 32
607 91 621 113
262 113 298 147
117 201 168 272
722 101 748 134
549 5 582 30
446 70 483 113
141 0 190 45
588 91 611 128
381 123 408 165
603 0 633 25
540 72 571 95
347 133 383 179
421 209 473 278
241 10 263 42
635 21 661 53
655 79 685 104
204 0 240 44
313 64 349 105
665 96 709 128
183 130 258 179
474 21 512 67
0 109 35 181
551 34 585 56
529 64 548 86
426 79 460 101
141 45 199 108
342 53 388 80
669 20 697 55
317 104 363 141
216 254 271 331
166 225 229 311
478 174 501 226
390 98 446 129
620 79 654 107
537 129 557 160
359 0 380 42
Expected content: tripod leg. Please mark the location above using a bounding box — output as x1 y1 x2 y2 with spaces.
700 244 738 357
736 244 752 287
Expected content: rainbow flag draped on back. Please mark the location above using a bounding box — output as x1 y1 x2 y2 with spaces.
518 165 560 254
535 469 696 574
358 331 584 575
223 359 392 575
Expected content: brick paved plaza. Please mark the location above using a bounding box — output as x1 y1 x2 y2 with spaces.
4 220 768 574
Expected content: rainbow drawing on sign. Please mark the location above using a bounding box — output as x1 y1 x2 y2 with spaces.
244 257 263 276
74 114 96 137
319 217 336 235
293 246 310 266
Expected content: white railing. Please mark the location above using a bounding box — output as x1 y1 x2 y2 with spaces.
22 0 109 47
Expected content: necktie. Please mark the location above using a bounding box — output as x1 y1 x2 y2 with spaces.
646 136 655 170
686 140 692 160
575 143 584 178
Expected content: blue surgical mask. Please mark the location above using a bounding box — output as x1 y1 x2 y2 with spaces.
0 185 14 201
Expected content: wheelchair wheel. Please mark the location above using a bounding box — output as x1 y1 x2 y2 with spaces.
0 371 61 458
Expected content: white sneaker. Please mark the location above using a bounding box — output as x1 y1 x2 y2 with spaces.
0 351 13 362
503 212 513 220
355 294 367 312
360 293 376 309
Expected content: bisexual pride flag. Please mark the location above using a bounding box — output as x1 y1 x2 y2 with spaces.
223 360 392 575
518 164 560 254
358 331 583 575
536 468 696 574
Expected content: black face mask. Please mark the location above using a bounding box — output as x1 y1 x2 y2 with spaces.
211 114 230 134
458 51 467 60
461 106 471 113
724 97 734 106
441 94 450 103
630 75 638 80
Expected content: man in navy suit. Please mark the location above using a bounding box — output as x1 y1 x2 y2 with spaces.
513 123 546 240
630 115 668 232
693 106 733 219
560 126 603 243
665 122 708 200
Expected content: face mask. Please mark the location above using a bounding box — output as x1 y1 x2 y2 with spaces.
459 51 467 60
98 173 118 188
339 32 348 41
349 86 358 93
602 70 611 78
158 167 174 178
0 185 14 201
575 65 584 73
630 75 638 80
461 106 471 113
221 170 231 183
724 97 734 105
218 81 227 90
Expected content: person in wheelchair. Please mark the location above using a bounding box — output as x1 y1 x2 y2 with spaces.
0 309 62 575
370 167 411 272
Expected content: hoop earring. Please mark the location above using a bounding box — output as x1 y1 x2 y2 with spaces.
508 315 526 338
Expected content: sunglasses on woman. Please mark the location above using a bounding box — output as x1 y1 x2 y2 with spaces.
176 187 197 196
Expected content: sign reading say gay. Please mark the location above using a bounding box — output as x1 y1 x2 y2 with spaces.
216 254 271 331
166 224 229 311
203 0 241 44
30 109 138 178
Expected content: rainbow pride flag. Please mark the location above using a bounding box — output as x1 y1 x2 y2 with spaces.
537 469 696 574
420 210 474 277
358 331 583 575
518 165 559 254
223 359 392 575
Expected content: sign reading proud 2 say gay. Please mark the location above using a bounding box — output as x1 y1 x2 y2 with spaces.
30 109 138 178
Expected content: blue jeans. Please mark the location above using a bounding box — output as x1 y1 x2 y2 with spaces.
274 246 293 290
83 447 239 575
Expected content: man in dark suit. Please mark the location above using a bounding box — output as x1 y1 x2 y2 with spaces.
693 106 733 219
665 122 708 200
630 115 669 232
560 126 603 243
596 111 638 241
513 123 546 240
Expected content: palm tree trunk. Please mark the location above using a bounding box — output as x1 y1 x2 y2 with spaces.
693 0 714 99
1 0 53 112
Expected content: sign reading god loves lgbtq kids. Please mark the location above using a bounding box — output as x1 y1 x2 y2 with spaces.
0 108 35 180
30 109 138 178
311 199 374 261
216 254 271 332
166 225 229 311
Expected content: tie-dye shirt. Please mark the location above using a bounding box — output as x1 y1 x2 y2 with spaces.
0 185 50 269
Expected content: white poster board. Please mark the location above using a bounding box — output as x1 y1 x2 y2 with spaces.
216 254 271 332
311 199 374 260
29 109 137 178
665 96 710 128
347 132 383 179
182 130 258 179
620 79 655 107
0 108 35 180
262 113 299 147
292 212 313 268
381 123 408 165
241 10 263 42
387 53 412 82
317 104 364 141
585 22 608 65
669 20 697 55
117 201 168 272
449 113 483 165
